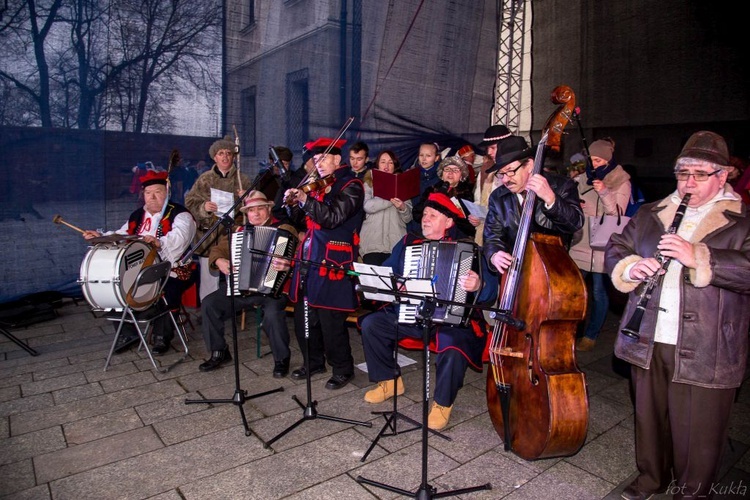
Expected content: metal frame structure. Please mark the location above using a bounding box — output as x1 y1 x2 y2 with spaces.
493 0 527 133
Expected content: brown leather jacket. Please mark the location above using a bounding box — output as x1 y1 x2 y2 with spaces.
605 187 750 389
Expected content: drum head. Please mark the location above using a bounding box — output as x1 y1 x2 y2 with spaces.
79 241 161 311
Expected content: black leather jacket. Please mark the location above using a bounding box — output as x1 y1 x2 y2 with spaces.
482 173 584 272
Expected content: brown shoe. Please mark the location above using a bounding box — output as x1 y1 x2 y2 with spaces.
576 337 596 352
621 484 654 500
427 402 453 430
364 377 405 403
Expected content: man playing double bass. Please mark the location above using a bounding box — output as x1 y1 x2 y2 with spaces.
482 134 584 273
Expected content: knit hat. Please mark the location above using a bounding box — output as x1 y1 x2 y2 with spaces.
589 138 615 162
139 170 168 188
424 192 466 221
209 135 236 159
479 125 512 147
270 146 293 162
239 190 274 212
676 131 729 166
437 155 470 180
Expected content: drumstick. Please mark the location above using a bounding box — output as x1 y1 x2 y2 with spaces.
52 215 86 234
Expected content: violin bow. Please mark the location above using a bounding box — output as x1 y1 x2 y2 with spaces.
313 116 355 170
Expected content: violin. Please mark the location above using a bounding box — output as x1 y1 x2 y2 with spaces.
284 174 335 205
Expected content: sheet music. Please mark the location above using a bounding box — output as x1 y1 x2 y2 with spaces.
211 188 235 219
352 263 397 303
461 198 488 220
403 279 437 304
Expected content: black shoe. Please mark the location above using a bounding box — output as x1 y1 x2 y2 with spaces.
113 335 139 354
325 373 354 390
290 365 326 380
199 349 232 372
151 337 170 356
273 357 290 378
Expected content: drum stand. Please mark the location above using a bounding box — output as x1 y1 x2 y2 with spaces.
357 298 492 499
185 209 283 444
264 271 371 450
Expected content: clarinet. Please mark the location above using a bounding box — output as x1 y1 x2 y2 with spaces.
620 193 692 340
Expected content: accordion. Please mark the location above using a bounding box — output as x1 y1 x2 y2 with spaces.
398 241 477 326
227 225 297 297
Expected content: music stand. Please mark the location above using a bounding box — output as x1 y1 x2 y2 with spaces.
356 296 492 498
184 185 283 444
263 269 371 449
353 267 448 463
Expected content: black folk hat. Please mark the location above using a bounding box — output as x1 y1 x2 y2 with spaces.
486 135 536 174
478 125 512 148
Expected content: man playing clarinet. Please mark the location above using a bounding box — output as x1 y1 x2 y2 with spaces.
606 131 750 500
360 192 498 430
283 137 365 390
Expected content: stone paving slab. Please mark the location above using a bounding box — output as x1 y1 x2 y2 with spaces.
10 380 184 435
63 407 144 445
1 426 66 466
49 425 271 499
179 430 379 500
21 372 88 397
52 383 104 405
35 426 164 484
0 459 37 497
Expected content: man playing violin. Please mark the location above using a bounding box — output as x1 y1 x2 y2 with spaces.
360 192 498 430
198 190 294 374
606 131 750 500
482 134 584 274
82 170 197 355
283 137 365 390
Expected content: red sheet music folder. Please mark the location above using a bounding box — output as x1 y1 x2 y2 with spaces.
372 167 420 201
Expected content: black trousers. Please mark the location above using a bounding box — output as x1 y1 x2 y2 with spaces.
293 298 354 377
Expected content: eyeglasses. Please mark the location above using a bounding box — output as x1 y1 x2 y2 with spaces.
495 164 525 178
674 170 722 182
215 151 233 157
442 167 462 174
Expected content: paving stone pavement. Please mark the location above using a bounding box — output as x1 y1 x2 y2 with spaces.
1 299 748 499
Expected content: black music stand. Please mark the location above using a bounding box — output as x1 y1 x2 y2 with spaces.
184 186 283 443
357 297 492 498
264 269 371 449
355 274 448 463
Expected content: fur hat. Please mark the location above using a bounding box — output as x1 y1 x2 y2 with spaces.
677 131 729 166
437 155 470 181
209 135 236 159
589 138 615 162
239 190 274 212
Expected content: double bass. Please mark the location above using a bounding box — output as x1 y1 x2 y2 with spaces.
486 85 589 460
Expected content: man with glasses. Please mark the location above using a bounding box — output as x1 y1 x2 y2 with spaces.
482 134 584 275
185 136 251 301
605 131 750 500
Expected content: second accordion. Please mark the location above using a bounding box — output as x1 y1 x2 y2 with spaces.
228 225 297 297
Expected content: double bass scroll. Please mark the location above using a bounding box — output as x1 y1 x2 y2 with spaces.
485 85 589 461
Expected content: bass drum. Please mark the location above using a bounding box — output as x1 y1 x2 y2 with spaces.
79 240 161 311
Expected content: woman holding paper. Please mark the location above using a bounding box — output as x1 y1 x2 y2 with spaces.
568 138 631 351
360 150 413 265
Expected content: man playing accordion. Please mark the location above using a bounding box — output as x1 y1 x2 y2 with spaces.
360 192 498 430
198 190 295 374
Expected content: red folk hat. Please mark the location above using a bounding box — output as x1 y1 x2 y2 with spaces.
304 137 347 156
139 170 169 188
424 192 465 220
